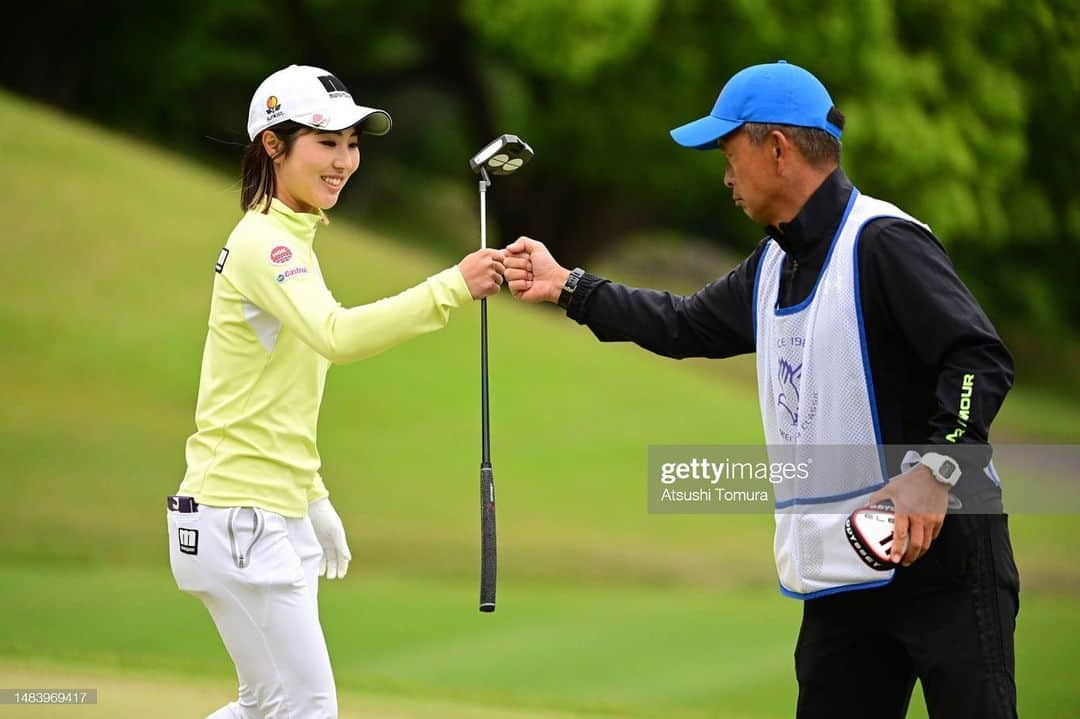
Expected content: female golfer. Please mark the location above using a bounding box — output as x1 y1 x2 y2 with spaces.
166 64 504 718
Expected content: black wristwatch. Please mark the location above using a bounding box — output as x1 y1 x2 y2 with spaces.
557 268 586 309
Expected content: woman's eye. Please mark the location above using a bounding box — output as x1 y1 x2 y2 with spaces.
350 143 359 149
320 141 336 147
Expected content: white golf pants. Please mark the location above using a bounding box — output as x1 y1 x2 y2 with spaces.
167 504 337 718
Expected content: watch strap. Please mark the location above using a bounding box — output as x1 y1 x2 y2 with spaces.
558 267 586 309
920 451 962 487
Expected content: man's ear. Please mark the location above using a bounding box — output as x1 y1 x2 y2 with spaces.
770 130 787 158
770 130 792 173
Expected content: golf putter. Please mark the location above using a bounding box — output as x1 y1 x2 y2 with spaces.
469 134 534 612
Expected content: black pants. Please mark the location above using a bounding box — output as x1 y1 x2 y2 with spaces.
795 514 1020 719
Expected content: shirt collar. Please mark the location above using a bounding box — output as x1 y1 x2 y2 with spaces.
264 198 328 243
766 167 853 261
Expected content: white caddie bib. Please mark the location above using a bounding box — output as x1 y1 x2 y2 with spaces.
753 189 929 598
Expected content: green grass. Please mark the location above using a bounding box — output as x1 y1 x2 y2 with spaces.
0 564 1076 718
0 564 800 718
0 88 1078 717
0 660 605 719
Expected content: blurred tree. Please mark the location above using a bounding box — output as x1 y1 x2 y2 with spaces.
1 0 1076 345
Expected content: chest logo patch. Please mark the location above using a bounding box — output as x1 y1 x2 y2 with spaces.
270 245 294 265
276 266 310 283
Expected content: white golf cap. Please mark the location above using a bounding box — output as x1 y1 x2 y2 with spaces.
247 64 392 141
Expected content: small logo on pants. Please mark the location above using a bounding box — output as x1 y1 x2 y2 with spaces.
178 528 199 555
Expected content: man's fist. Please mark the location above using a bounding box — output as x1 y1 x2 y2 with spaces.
504 237 571 304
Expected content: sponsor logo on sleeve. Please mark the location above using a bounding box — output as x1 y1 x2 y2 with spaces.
275 266 310 283
269 245 294 264
215 247 230 273
945 373 976 442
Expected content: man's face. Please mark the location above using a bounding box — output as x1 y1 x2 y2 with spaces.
720 128 780 225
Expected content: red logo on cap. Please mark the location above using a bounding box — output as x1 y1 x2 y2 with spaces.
270 245 293 264
266 96 279 110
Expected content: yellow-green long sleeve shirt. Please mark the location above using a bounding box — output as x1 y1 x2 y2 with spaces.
179 199 472 517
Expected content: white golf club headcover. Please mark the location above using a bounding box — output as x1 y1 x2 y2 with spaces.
845 500 909 571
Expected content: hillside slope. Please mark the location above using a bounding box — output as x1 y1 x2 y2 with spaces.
0 89 1074 589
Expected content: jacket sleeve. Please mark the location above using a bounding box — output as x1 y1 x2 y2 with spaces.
222 231 473 364
861 219 1014 448
564 241 765 359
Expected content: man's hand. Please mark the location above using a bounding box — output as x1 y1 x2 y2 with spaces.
867 464 950 567
308 497 352 580
458 248 506 299
504 237 571 303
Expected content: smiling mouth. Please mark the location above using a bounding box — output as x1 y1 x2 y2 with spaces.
321 176 344 191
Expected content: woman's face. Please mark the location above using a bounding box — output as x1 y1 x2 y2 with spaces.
270 127 360 213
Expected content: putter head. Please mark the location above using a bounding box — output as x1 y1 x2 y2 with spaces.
469 134 534 176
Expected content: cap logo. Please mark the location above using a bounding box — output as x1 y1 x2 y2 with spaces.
311 113 327 127
317 75 350 99
265 95 284 123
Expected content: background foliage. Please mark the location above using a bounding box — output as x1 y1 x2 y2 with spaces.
4 1 1078 381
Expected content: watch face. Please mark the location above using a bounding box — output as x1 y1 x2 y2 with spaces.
940 459 957 479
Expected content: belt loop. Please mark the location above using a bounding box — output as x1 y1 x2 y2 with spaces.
166 496 199 513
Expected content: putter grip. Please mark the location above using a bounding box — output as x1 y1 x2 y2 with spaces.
479 464 497 612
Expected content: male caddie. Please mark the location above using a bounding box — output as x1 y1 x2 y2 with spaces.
504 62 1019 717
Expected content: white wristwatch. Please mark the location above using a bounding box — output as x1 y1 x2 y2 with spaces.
919 451 962 487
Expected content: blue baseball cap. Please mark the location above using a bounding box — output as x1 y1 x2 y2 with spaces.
670 61 842 150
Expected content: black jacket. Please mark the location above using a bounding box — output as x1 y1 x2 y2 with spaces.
566 169 1014 491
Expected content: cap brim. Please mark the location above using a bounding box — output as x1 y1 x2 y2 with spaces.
349 107 392 136
670 115 742 150
299 106 392 136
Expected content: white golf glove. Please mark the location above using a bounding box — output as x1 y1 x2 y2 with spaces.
308 497 352 580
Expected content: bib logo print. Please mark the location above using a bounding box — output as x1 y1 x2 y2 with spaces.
178 528 199 555
777 357 802 426
774 334 818 441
